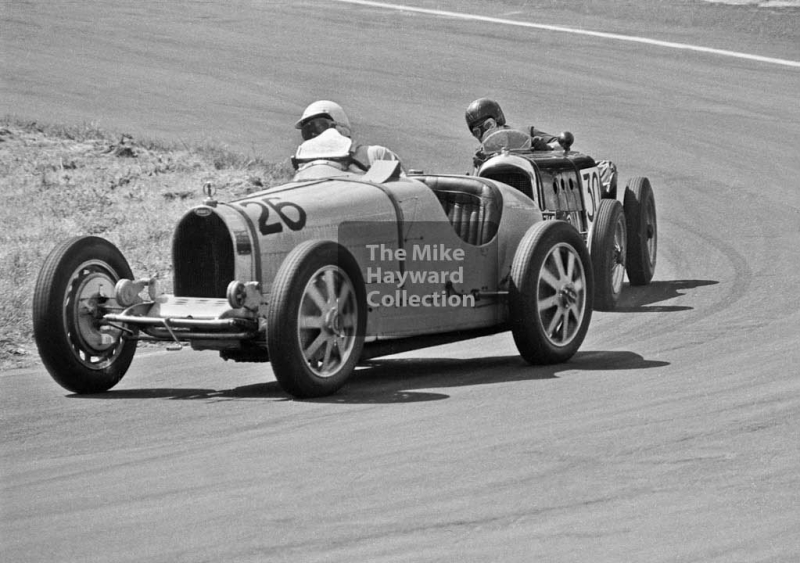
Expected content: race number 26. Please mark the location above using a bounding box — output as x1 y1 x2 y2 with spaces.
241 197 307 235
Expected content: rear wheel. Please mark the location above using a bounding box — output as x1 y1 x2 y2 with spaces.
267 240 366 398
624 177 657 285
32 236 137 393
509 221 593 364
590 199 627 311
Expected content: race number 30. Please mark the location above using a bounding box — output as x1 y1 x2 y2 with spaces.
580 167 600 222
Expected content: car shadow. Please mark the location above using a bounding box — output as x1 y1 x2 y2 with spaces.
72 350 668 404
69 382 291 401
614 279 719 312
317 350 669 404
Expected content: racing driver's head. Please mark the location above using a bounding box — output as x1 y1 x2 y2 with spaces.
466 97 506 140
296 100 352 141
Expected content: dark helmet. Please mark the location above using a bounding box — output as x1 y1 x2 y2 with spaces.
465 98 506 130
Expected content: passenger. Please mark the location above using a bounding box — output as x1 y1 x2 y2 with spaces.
465 97 560 151
295 100 403 171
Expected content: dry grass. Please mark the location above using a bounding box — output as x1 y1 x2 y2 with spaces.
0 117 293 370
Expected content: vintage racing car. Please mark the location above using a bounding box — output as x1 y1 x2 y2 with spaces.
33 129 596 398
473 127 657 310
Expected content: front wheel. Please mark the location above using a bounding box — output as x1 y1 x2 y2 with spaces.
590 199 627 311
32 236 137 393
509 221 593 364
624 177 657 285
267 240 366 398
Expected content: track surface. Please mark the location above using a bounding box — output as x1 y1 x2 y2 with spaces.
2 2 800 561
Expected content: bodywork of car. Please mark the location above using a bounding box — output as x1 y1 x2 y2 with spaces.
156 162 538 346
33 130 598 398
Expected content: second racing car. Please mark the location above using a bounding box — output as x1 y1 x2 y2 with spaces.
473 127 657 310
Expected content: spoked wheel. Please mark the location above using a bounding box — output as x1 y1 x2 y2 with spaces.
509 221 593 364
267 240 366 398
590 199 627 311
624 177 657 285
32 236 137 393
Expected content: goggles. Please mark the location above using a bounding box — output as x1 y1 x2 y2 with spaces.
300 116 335 141
470 117 497 140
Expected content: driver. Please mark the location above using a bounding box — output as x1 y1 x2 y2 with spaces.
466 97 617 196
295 100 403 171
465 97 560 151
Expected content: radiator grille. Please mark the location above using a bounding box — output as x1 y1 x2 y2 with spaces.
173 211 235 297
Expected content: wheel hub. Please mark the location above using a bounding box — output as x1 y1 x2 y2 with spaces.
559 283 578 308
72 272 119 353
324 307 343 336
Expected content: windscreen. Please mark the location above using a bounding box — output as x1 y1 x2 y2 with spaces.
481 128 532 153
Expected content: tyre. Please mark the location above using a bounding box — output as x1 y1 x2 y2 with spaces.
590 199 627 311
32 236 137 393
267 240 366 398
624 177 657 285
509 221 593 364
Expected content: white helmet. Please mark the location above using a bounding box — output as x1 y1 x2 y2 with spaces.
295 100 352 138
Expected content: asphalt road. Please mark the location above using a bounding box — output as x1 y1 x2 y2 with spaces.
2 1 800 562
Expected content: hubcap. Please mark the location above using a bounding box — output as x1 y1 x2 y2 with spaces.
537 243 587 346
64 261 125 369
559 283 578 308
297 266 358 377
645 201 657 266
611 216 627 294
324 307 343 335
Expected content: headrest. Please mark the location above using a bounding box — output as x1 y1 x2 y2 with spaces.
362 160 403 183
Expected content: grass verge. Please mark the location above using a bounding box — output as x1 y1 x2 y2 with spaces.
0 117 293 370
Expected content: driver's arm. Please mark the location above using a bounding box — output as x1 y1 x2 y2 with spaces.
472 146 487 170
530 126 559 150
